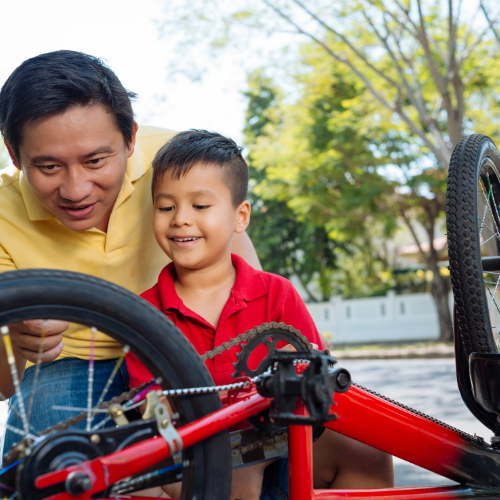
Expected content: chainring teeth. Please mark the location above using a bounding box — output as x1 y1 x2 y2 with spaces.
232 323 312 379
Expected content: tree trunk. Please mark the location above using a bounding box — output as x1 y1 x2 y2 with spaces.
430 272 453 342
401 205 453 342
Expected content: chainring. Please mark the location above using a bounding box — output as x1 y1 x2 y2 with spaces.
232 324 312 435
232 324 312 379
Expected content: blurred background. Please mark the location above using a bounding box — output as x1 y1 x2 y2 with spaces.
2 0 500 486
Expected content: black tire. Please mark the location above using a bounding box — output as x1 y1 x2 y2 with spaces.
0 269 231 500
447 134 500 356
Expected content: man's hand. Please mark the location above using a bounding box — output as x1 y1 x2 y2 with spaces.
8 319 68 363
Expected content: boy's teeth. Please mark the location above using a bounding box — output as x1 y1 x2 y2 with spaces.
174 237 199 241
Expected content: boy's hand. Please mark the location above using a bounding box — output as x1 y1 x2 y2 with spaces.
7 319 68 363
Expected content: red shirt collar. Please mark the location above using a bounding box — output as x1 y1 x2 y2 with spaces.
157 254 268 313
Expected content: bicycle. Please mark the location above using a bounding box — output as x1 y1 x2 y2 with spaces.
3 134 500 499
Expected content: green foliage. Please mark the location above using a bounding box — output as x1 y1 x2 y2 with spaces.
244 64 411 299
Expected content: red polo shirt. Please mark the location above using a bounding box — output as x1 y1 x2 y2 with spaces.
126 254 322 388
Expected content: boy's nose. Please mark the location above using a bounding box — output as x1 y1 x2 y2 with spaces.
171 206 192 226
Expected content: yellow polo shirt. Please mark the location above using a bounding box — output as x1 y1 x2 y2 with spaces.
0 125 175 361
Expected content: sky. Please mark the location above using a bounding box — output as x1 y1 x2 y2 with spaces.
0 0 256 144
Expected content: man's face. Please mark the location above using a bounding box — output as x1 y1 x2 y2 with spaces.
153 164 250 270
11 104 137 232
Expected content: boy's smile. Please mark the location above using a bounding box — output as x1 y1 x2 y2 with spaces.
153 163 250 271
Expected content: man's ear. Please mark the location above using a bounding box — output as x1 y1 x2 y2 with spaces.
5 142 20 169
235 200 251 234
126 122 139 159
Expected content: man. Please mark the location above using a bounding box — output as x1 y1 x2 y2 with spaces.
0 50 260 443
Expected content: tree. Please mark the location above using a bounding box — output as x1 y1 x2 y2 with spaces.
243 71 340 302
160 0 500 341
244 67 408 300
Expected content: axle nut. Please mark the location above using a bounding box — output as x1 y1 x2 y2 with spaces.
66 471 93 495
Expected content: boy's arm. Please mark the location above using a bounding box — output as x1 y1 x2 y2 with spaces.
276 285 323 349
231 232 262 271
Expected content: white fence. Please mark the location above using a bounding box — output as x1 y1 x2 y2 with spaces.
305 291 454 345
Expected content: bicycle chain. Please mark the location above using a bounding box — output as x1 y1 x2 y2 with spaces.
231 431 288 457
351 382 486 444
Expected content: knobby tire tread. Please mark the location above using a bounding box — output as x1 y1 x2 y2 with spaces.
447 134 497 355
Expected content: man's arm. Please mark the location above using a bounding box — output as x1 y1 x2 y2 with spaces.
231 232 262 271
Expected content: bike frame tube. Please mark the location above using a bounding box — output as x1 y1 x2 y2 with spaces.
325 385 500 486
34 380 500 499
35 392 271 499
288 399 314 500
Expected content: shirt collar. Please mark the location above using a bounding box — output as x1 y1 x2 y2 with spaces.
19 139 149 222
157 254 268 313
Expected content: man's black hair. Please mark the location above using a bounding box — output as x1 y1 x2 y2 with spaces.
152 130 249 207
0 50 137 160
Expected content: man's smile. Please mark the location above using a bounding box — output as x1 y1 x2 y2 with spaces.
60 202 97 219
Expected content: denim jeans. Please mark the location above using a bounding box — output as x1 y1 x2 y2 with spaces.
260 458 289 500
1 357 128 460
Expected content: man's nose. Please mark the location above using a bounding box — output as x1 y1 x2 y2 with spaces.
58 166 93 201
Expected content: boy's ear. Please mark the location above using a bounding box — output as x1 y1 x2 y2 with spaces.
235 200 251 234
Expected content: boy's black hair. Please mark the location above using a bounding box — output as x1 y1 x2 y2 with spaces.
0 50 137 161
152 130 249 207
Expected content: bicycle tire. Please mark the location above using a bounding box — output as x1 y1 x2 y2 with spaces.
0 268 231 500
447 134 500 355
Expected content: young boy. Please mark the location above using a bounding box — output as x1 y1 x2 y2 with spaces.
126 130 393 499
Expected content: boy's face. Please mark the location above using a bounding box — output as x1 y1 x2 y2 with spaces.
153 163 250 270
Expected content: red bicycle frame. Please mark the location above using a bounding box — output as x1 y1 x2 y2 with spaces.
34 374 500 500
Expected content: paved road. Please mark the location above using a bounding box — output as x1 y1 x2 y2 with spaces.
0 358 491 486
339 358 491 487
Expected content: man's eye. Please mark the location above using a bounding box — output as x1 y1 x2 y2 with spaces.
194 205 209 210
39 165 59 171
88 158 104 165
159 207 174 212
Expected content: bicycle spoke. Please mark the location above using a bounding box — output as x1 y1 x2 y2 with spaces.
52 405 109 413
94 345 130 412
0 482 15 493
481 232 500 247
0 421 37 441
479 177 500 239
479 178 490 240
487 174 500 236
86 327 97 432
1 327 29 436
0 391 38 437
478 216 499 239
489 274 500 312
26 321 47 427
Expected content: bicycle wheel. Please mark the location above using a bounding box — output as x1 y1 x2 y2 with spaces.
0 269 231 500
447 134 500 356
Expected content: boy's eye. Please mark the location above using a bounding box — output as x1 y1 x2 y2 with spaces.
159 206 174 212
194 205 210 210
